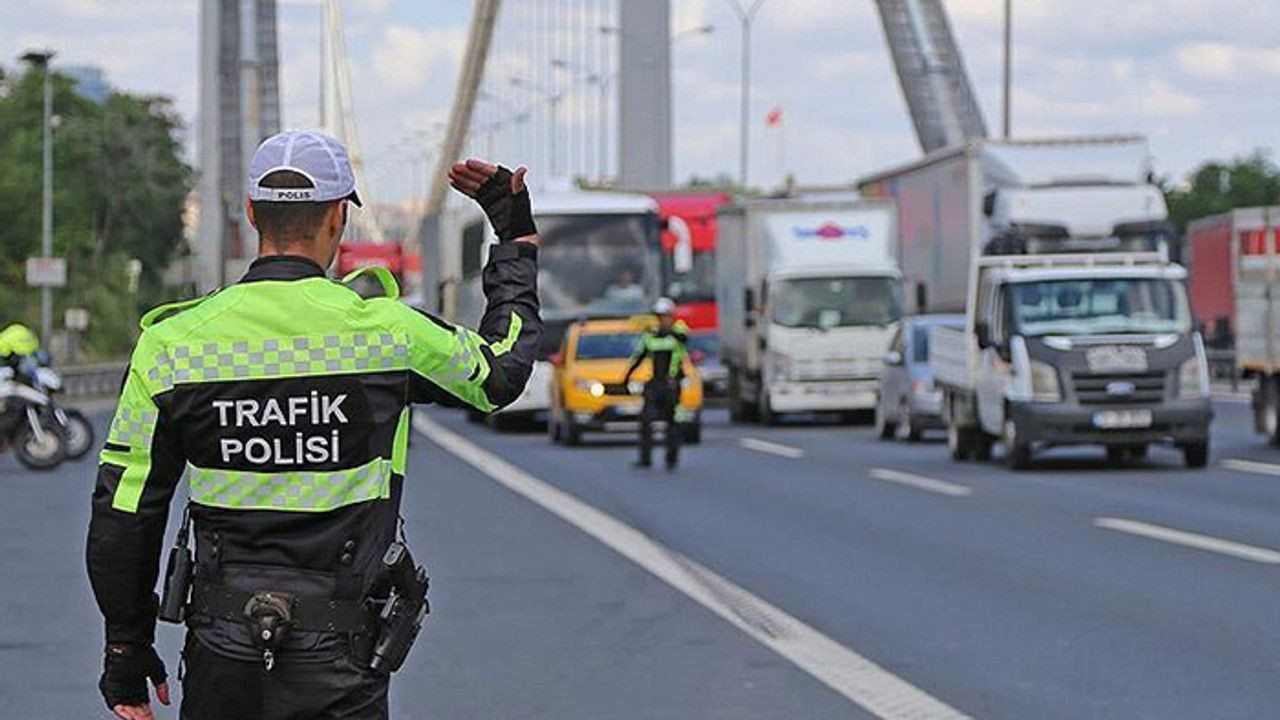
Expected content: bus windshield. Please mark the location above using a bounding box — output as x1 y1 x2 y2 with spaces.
770 276 902 329
1009 278 1190 337
537 213 658 319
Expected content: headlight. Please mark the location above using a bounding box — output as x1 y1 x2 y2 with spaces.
769 352 793 380
574 379 605 397
1178 355 1209 399
1029 360 1061 402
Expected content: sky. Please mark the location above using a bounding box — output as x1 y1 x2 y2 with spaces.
3 0 1278 204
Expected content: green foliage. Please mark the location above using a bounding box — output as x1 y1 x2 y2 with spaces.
1165 150 1280 232
0 67 192 359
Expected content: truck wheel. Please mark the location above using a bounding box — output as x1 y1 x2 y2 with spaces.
875 397 897 440
1182 441 1209 468
1264 378 1280 445
759 393 778 426
1003 419 1032 470
728 370 757 423
974 434 994 461
947 421 971 461
895 401 921 442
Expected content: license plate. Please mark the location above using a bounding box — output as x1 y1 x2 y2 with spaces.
1092 409 1153 429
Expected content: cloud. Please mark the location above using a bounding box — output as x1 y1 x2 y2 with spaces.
1175 41 1280 80
371 25 466 92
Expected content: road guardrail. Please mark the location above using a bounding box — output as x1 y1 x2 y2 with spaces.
62 362 128 398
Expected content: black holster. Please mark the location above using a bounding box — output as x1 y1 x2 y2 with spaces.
158 507 193 624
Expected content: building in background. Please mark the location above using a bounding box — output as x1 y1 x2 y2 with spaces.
63 65 111 104
196 0 281 292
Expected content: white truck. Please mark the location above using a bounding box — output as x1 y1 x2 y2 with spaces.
860 137 1212 467
716 198 903 423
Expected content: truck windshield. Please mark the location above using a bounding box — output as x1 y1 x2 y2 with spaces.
662 250 716 304
1009 278 1190 336
574 332 644 360
537 213 658 319
770 277 902 329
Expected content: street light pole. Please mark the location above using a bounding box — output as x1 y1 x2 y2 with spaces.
1002 0 1012 139
725 0 768 190
22 49 56 344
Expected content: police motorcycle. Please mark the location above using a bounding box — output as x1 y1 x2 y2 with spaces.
0 361 68 470
18 354 95 460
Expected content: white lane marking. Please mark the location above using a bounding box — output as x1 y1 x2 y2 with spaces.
1222 458 1280 477
414 412 971 720
1095 517 1280 565
869 468 973 497
738 437 805 459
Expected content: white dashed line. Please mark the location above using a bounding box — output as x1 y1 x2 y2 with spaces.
416 412 972 720
1221 458 1280 477
1095 517 1280 565
869 468 973 497
738 437 805 459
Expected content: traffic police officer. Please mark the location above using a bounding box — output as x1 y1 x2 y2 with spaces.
87 130 542 719
623 298 689 470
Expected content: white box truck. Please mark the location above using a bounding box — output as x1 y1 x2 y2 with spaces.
861 137 1213 468
716 198 902 423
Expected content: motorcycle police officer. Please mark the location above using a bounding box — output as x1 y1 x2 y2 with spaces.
86 130 541 719
622 298 689 470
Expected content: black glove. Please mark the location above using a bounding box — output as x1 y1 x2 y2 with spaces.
474 166 537 242
99 643 166 709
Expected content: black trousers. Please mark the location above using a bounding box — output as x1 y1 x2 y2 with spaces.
638 379 680 467
180 634 389 720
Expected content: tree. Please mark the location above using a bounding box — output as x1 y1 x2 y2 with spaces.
0 67 192 358
1164 151 1280 233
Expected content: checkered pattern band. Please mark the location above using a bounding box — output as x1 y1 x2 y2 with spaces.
187 458 392 512
146 333 411 389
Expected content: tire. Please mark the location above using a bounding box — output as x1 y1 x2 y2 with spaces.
1003 418 1032 470
683 421 702 445
14 421 66 471
895 401 921 442
947 421 972 461
875 396 897 440
563 419 582 446
728 370 757 423
1182 441 1209 468
1264 377 1280 445
60 408 95 460
974 434 994 461
759 390 777 426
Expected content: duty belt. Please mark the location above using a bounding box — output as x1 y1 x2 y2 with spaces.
189 579 376 635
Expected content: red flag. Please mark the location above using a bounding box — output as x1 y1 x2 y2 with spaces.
765 107 784 127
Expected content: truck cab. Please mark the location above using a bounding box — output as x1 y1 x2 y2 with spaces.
936 251 1213 468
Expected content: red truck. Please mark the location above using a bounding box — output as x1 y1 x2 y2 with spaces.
1187 208 1280 350
652 191 732 394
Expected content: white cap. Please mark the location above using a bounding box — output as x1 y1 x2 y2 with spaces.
653 297 676 315
246 130 362 206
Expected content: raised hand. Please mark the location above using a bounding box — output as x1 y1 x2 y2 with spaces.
448 158 537 244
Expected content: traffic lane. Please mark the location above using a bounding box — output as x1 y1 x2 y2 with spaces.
0 411 164 719
397 417 864 720
720 399 1280 552
439 407 1280 719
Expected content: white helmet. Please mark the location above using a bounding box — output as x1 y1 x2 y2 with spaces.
652 297 676 315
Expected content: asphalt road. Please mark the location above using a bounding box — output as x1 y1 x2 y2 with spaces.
4 394 1279 718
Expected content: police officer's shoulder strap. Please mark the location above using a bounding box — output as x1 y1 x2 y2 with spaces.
341 266 401 300
139 292 218 330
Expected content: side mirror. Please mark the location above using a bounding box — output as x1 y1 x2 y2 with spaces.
974 321 992 349
549 353 564 367
883 350 903 366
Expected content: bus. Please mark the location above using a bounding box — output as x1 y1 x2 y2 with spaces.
454 187 662 425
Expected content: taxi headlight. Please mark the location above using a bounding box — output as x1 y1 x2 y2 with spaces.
574 379 606 397
1029 360 1061 402
1179 355 1209 399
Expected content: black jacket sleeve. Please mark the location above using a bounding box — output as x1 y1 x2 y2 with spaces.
406 241 542 411
86 357 186 646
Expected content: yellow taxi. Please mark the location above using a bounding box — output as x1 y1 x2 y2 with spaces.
548 315 703 445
